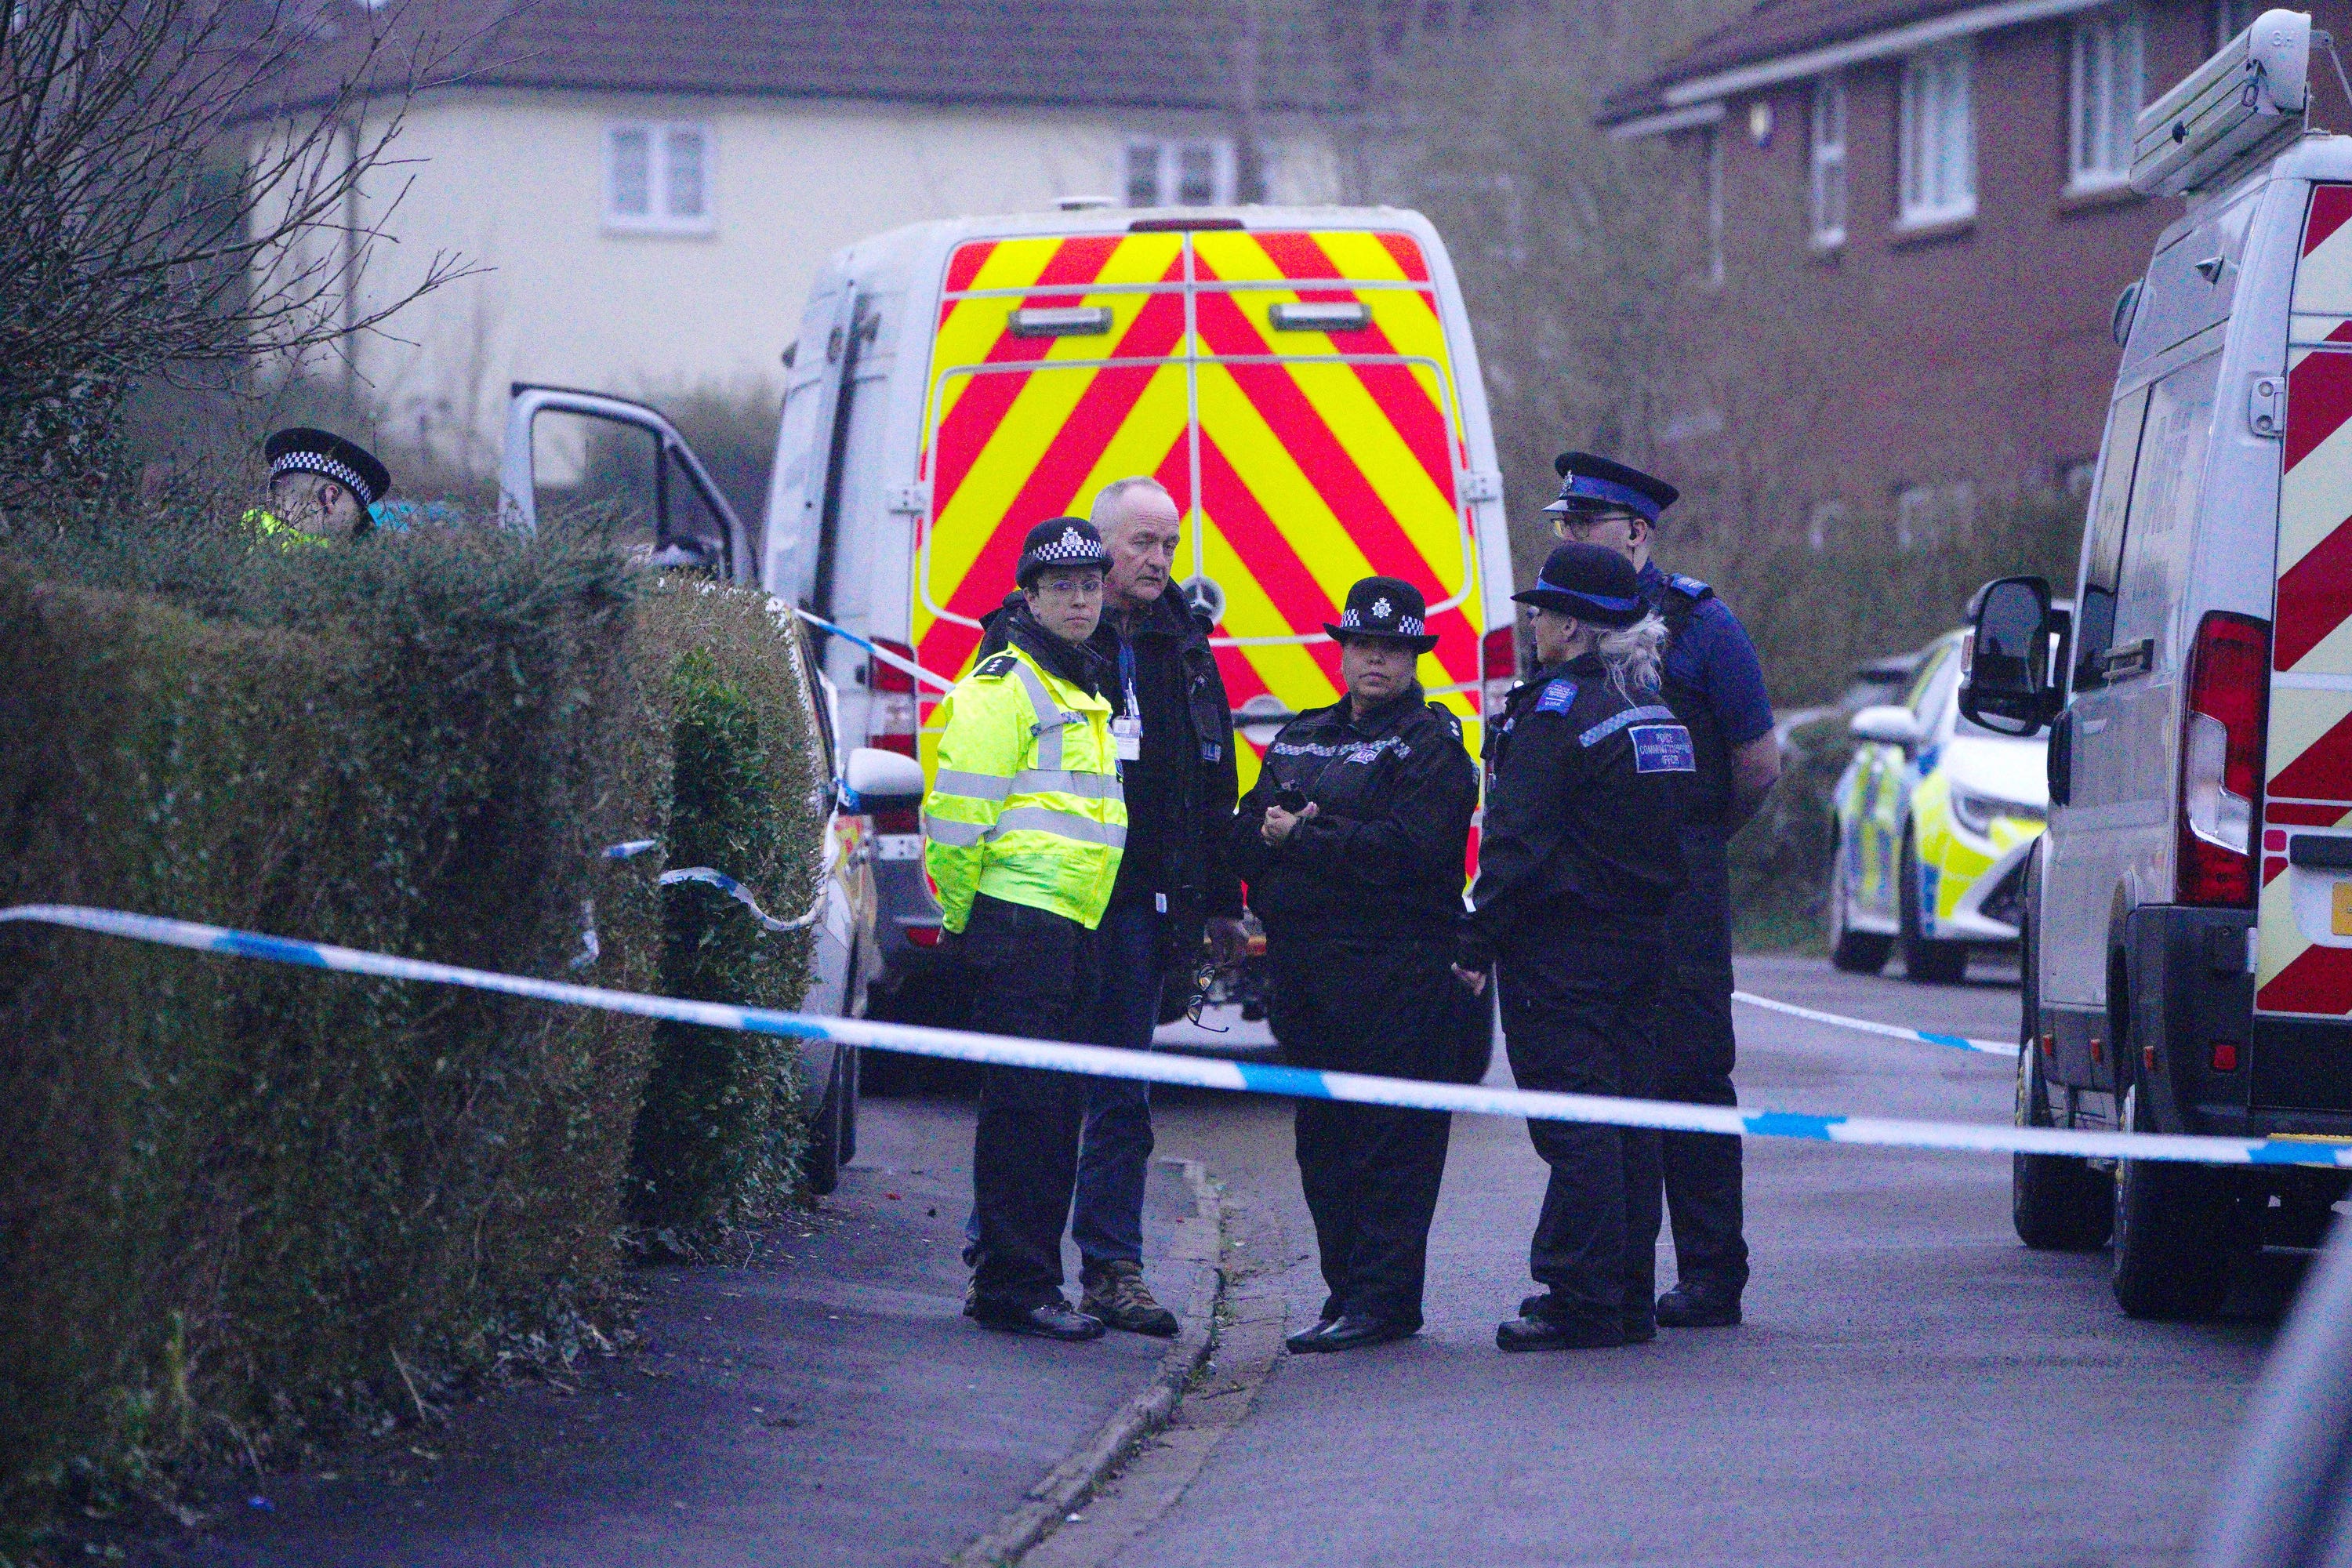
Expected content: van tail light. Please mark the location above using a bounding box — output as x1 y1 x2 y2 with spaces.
2176 611 2270 907
1481 626 1519 719
868 637 920 832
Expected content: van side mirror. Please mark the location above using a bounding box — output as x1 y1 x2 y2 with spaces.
842 747 926 812
1849 705 1924 749
1959 575 2061 735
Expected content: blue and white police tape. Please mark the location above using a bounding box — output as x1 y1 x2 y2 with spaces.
1732 990 2017 1058
599 837 826 932
6 902 2347 1170
793 608 956 692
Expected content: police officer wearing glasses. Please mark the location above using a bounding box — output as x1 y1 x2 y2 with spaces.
1545 453 1777 1330
1459 542 1693 1352
1231 577 1477 1354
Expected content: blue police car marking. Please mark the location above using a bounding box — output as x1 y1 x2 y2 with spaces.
1535 677 1578 714
1630 724 1696 774
1577 704 1676 748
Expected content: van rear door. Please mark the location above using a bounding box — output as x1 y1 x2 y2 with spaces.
2256 183 2352 1023
911 222 1490 786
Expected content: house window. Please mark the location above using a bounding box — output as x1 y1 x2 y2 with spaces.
1898 45 1976 226
1123 138 1236 207
2070 9 2143 191
1809 74 1848 248
604 122 713 233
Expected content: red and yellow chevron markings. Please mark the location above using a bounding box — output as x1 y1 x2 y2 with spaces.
909 226 1483 789
2258 183 2352 1014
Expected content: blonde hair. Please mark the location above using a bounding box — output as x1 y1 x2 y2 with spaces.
1592 611 1669 702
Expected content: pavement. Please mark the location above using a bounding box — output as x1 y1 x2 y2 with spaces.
118 953 2310 1568
132 1098 1206 1568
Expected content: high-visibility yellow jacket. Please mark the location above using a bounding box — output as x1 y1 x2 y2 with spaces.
241 508 327 550
924 641 1126 934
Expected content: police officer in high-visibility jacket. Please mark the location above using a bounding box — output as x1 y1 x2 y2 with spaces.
245 427 390 548
926 517 1128 1341
1456 542 1693 1352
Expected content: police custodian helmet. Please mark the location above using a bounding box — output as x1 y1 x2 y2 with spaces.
1512 542 1646 626
1014 516 1110 586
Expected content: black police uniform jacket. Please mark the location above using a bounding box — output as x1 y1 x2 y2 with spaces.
1229 684 1477 945
1465 654 1693 962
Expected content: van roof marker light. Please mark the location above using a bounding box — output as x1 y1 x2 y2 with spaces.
1008 307 1113 339
1127 216 1246 233
2132 8 2311 198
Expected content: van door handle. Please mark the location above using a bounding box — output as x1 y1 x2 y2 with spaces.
2048 709 2074 808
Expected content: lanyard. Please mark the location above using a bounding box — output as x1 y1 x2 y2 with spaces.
1118 639 1140 720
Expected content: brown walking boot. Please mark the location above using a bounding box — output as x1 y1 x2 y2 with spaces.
1080 1259 1180 1338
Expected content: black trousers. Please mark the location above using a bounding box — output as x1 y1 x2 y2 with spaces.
964 895 1102 1314
1650 828 1751 1296
1271 932 1455 1327
1498 930 1664 1328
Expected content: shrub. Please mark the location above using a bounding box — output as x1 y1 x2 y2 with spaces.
0 517 830 1535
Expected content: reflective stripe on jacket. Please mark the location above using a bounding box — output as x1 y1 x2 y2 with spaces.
925 641 1127 934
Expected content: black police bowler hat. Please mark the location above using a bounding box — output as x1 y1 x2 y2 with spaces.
264 427 391 507
1015 516 1109 586
1323 575 1440 653
1544 450 1677 522
1512 542 1646 626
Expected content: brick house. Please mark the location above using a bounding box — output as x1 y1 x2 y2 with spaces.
1598 0 2352 541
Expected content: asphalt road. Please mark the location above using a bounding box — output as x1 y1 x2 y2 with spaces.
1123 954 2296 1568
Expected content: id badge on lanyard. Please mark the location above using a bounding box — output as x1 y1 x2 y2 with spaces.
1112 641 1142 763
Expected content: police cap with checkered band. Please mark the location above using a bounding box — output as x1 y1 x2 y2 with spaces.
264 427 391 507
1014 516 1110 587
1323 575 1440 653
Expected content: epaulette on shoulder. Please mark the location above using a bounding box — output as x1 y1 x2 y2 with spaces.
975 652 1020 679
1425 699 1463 739
1667 572 1714 602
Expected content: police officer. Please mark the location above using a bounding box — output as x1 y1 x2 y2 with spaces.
1459 542 1693 1352
924 517 1127 1341
1232 577 1477 1353
249 427 390 546
1544 452 1778 1330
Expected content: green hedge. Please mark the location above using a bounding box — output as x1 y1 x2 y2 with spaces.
0 525 824 1535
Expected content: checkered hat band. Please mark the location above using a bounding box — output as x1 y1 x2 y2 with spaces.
1339 608 1425 634
1032 529 1102 563
272 451 376 503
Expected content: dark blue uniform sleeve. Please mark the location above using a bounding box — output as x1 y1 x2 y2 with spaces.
1693 600 1774 747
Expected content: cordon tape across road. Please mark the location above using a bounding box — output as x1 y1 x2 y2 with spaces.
1731 989 2016 1058
6 902 2348 1170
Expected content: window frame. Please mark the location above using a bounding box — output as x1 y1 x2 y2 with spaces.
603 120 717 235
2068 6 2143 194
1121 136 1238 208
1809 74 1849 249
1897 44 1976 228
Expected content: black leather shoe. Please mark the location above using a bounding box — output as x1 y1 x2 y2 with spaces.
1496 1312 1626 1352
973 1301 1105 1341
1285 1320 1336 1354
1313 1313 1415 1352
1656 1280 1741 1328
1621 1314 1657 1345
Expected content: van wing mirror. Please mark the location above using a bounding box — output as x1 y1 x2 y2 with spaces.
842 747 926 813
1849 704 1924 749
1959 575 2060 735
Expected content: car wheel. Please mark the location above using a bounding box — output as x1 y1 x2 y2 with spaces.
1828 827 1892 975
2111 1083 2236 1319
1898 829 1968 984
804 1053 845 1197
2011 919 2110 1250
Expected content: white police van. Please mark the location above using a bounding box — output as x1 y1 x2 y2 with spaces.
1960 10 2352 1316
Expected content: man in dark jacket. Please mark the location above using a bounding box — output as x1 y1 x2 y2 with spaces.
966 475 1243 1337
1233 576 1478 1353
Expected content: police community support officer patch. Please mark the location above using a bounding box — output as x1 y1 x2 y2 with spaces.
1630 723 1697 775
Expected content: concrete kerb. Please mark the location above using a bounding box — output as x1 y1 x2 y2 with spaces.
946 1158 1229 1568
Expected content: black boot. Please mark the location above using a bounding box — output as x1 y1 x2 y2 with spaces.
1656 1278 1741 1328
1496 1310 1625 1352
1313 1313 1416 1352
972 1299 1105 1341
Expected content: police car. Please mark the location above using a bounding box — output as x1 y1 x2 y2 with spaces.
1959 9 2352 1318
1827 629 2049 982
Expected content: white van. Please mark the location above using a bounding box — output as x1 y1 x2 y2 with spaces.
755 204 1516 1032
1960 10 2352 1317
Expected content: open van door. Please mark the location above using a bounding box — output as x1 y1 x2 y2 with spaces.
498 383 757 586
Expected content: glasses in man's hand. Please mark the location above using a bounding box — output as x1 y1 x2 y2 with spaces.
1185 960 1231 1033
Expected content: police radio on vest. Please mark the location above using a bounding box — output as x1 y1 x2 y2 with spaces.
2132 9 2311 198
